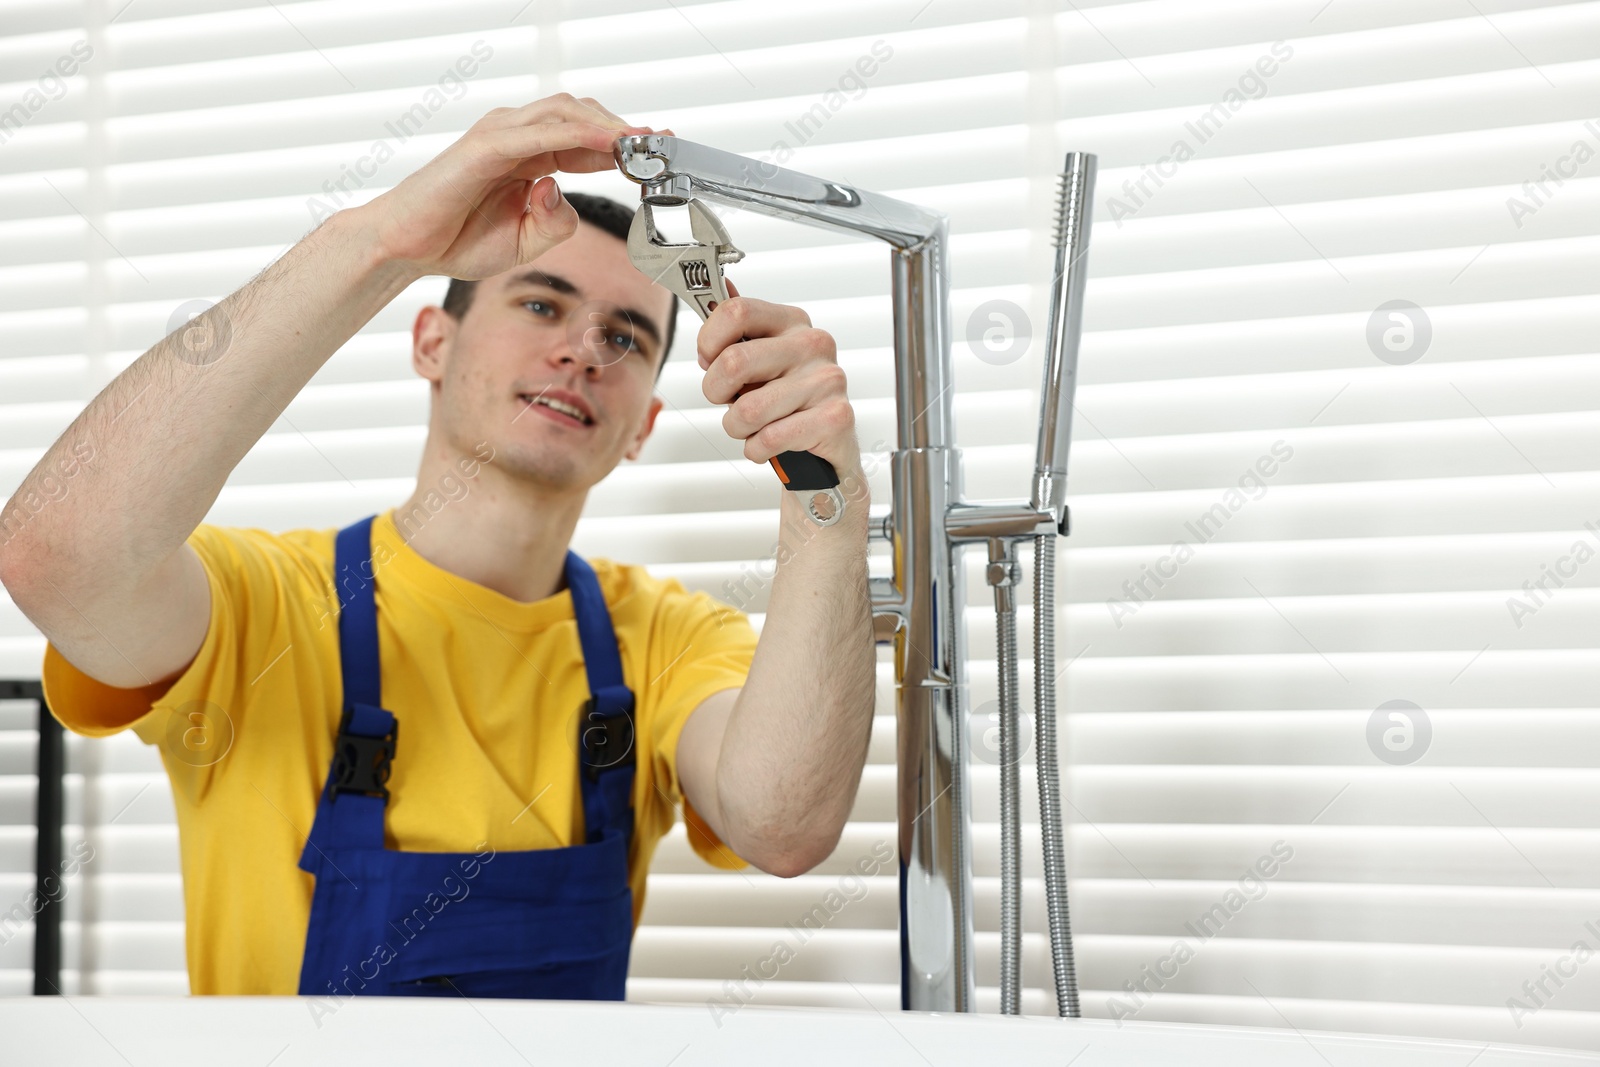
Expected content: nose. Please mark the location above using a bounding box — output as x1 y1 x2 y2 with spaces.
553 347 590 371
550 338 606 379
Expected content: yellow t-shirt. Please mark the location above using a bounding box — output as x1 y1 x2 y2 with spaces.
41 509 755 995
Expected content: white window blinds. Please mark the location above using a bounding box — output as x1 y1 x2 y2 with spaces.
1 0 1598 1053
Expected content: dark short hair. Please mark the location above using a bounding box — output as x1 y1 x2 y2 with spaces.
440 191 677 380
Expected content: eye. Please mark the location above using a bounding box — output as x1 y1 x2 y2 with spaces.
587 313 645 358
608 329 642 355
521 299 558 318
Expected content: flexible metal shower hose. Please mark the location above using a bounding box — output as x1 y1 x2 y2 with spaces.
996 592 1022 1015
1034 533 1080 1016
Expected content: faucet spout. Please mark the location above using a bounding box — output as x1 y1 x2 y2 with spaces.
614 134 943 249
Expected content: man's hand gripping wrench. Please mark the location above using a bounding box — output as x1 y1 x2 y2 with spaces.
627 199 846 528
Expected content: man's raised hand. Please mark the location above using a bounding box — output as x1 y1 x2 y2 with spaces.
361 94 651 280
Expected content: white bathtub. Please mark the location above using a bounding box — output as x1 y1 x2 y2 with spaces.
1 997 1595 1065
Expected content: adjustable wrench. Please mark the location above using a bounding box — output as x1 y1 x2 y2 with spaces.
627 198 845 527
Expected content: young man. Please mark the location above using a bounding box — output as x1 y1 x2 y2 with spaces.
0 95 876 999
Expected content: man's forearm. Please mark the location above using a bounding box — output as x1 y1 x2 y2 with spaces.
716 488 876 872
0 209 419 594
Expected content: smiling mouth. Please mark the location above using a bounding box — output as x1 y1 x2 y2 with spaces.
518 393 593 426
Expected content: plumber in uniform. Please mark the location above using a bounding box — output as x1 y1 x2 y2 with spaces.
0 94 877 999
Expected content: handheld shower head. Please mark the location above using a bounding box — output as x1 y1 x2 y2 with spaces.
1032 152 1097 521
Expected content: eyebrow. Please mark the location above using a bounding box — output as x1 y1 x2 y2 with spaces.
507 269 664 350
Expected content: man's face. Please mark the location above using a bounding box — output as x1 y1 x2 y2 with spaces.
415 221 677 493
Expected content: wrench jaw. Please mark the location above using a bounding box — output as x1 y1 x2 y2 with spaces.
625 199 744 323
685 198 735 251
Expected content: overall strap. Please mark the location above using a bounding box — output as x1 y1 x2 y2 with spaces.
335 516 382 710
300 516 394 868
564 551 636 846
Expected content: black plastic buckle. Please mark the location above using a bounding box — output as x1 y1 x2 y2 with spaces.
330 708 397 799
578 697 635 782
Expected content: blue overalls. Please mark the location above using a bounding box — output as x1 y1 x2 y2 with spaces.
295 515 637 999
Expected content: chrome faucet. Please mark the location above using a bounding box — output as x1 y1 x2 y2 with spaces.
614 135 1095 1015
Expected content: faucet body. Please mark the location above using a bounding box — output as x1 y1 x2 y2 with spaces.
615 136 1089 1013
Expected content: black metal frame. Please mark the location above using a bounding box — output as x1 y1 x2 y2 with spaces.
1 680 62 995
